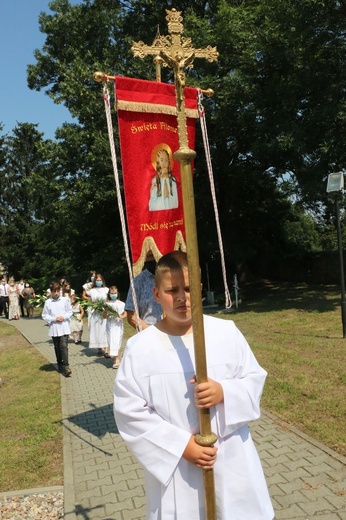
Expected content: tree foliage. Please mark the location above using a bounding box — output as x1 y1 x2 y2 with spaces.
2 0 346 285
0 123 72 279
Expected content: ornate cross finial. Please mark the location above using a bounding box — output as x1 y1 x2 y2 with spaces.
132 8 218 154
132 9 218 69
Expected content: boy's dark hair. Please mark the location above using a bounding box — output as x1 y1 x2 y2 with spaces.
50 282 60 292
155 250 188 286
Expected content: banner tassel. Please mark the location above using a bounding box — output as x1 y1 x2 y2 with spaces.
198 90 232 309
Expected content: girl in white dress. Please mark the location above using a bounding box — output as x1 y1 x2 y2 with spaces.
69 295 84 344
103 286 127 368
82 270 96 326
8 279 20 320
86 274 108 354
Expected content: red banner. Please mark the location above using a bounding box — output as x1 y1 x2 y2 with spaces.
115 77 198 275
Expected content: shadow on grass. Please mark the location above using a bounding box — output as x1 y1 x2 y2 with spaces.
269 329 342 340
237 281 341 314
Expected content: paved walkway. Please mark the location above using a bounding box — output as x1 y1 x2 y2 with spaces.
6 316 346 520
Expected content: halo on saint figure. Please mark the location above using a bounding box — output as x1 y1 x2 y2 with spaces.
151 143 174 171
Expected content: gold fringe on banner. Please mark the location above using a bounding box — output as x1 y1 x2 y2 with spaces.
132 234 187 277
174 230 187 253
132 237 161 277
116 100 199 119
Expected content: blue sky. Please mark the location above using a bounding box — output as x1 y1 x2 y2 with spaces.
0 0 80 140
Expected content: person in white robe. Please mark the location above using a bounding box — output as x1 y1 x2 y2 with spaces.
86 274 108 354
42 282 73 376
82 270 96 326
114 251 274 520
103 286 127 368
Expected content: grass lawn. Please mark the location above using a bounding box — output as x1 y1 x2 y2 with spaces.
220 280 346 457
0 321 63 492
0 280 344 493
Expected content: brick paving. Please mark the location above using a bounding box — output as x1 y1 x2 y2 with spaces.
7 315 346 519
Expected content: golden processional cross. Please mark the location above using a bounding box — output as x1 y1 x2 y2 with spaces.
132 9 219 520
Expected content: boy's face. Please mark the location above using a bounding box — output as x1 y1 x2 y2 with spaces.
51 289 60 300
153 268 191 327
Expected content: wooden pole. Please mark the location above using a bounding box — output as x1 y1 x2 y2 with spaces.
131 9 219 517
177 151 218 517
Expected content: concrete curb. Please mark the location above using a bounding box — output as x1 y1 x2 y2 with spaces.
0 486 64 498
261 409 346 465
61 376 77 520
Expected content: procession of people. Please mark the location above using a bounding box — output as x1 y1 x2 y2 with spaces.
0 275 36 320
1 272 127 365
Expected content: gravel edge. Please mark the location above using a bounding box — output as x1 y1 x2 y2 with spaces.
0 488 64 519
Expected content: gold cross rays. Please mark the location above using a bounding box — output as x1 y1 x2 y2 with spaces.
131 8 219 75
132 8 218 153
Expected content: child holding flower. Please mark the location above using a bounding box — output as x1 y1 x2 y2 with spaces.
70 295 84 344
103 286 127 368
86 274 108 355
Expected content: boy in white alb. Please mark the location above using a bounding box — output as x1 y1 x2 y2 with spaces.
114 251 274 520
42 282 73 377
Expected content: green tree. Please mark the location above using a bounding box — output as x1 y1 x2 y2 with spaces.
210 0 346 205
186 0 346 272
25 0 346 281
0 123 72 279
53 123 126 279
